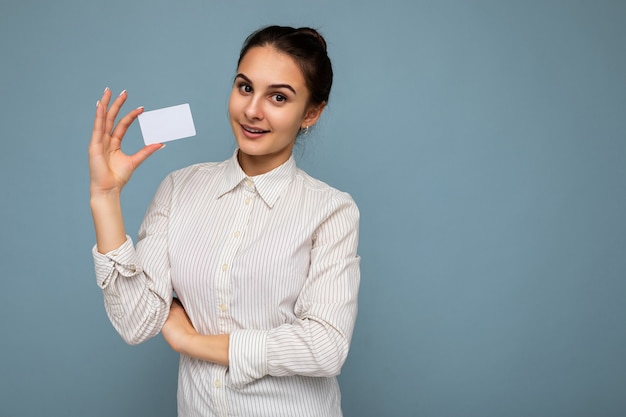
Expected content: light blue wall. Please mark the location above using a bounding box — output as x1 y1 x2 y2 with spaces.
1 1 625 416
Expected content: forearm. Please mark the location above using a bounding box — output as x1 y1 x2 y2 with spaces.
180 334 230 366
227 316 352 388
90 191 127 253
267 316 351 377
162 300 230 365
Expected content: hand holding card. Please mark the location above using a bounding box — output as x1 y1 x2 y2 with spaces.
137 103 196 145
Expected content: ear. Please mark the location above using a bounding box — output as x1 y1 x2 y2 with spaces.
301 102 326 129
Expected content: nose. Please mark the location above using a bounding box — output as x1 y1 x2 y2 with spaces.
244 96 263 121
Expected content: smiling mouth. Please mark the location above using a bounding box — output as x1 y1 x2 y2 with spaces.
242 125 269 134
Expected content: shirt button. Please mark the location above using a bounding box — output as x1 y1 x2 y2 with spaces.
221 264 228 271
214 379 222 388
246 179 253 187
220 303 227 312
245 197 251 205
233 231 241 238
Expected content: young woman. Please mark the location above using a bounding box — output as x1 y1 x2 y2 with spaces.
89 26 360 417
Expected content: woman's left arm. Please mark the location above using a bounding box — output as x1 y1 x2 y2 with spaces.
230 193 360 387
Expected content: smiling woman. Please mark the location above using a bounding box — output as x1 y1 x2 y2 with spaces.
88 25 360 417
229 46 325 175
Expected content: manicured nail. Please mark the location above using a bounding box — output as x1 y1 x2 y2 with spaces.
159 144 166 150
136 106 144 110
104 87 109 94
119 89 127 96
96 100 100 108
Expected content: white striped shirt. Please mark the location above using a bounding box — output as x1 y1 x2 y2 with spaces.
93 151 360 417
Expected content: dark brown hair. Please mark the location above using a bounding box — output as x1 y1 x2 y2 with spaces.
238 25 333 106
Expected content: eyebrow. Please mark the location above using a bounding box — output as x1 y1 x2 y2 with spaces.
235 73 297 95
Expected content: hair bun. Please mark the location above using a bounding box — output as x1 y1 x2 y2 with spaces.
297 27 328 52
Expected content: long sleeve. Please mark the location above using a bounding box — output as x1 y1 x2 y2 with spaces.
228 192 360 388
92 175 175 345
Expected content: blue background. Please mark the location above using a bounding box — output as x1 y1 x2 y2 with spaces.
1 1 625 416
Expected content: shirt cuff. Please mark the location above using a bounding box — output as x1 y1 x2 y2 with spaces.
228 329 268 388
92 236 142 289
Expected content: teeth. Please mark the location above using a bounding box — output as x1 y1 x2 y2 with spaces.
244 126 265 133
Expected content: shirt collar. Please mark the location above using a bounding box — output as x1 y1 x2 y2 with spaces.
218 150 296 208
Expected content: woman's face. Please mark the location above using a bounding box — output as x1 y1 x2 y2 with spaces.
228 45 323 176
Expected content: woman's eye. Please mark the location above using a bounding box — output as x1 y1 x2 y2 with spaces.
272 94 287 103
239 83 252 94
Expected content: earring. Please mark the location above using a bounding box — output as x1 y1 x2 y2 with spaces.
303 125 309 136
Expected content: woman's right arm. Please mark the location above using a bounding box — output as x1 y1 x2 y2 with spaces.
89 88 171 345
89 87 163 253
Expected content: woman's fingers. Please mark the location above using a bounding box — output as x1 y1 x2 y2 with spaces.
89 88 163 194
110 105 144 145
91 88 111 142
100 87 112 109
129 143 165 171
91 103 104 149
90 88 161 167
105 89 127 134
99 88 113 133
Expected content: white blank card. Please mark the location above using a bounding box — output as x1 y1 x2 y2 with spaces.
137 103 196 145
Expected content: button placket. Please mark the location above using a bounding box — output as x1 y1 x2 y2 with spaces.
215 182 257 333
211 367 229 417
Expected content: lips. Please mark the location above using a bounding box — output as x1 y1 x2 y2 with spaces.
240 124 269 139
243 125 267 133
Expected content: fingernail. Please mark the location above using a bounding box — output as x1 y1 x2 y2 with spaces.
119 89 127 96
136 106 144 110
159 144 166 150
96 100 100 108
104 87 109 94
